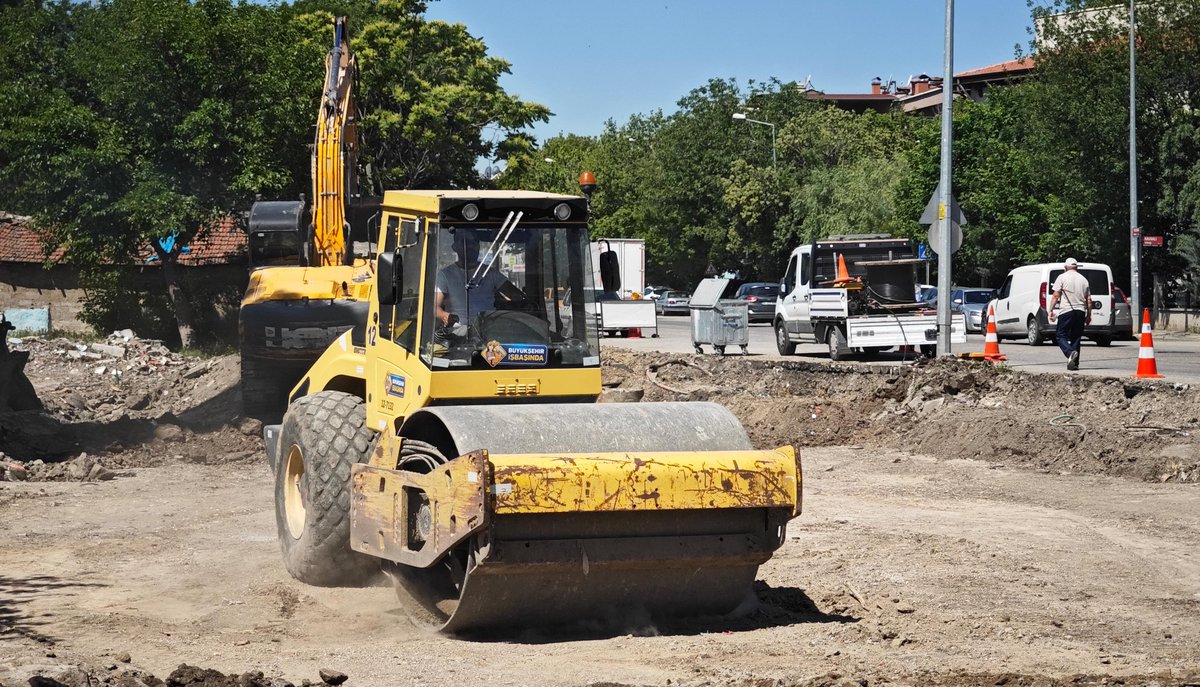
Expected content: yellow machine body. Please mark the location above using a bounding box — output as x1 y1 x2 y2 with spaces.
239 18 377 421
276 188 802 633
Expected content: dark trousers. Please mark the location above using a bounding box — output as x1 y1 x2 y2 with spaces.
1055 309 1086 358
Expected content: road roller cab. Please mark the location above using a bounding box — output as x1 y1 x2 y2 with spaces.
268 186 803 634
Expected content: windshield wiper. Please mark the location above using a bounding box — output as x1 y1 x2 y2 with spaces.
470 211 522 286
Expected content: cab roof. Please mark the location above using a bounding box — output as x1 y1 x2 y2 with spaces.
383 189 581 214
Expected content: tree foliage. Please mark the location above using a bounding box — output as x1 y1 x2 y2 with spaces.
0 0 547 345
503 0 1200 303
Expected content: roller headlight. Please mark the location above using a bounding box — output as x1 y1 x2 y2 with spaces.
553 203 572 221
461 203 480 221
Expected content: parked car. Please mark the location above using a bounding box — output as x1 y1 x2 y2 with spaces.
987 261 1117 346
734 282 780 322
950 287 995 333
655 290 690 315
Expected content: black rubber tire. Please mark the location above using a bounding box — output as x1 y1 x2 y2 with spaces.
1093 334 1112 347
827 327 848 362
241 356 303 424
775 321 797 355
861 346 887 359
716 345 726 356
275 391 379 587
920 345 937 359
1026 318 1044 346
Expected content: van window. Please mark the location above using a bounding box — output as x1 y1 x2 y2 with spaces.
800 252 810 286
997 275 1013 299
1049 269 1110 295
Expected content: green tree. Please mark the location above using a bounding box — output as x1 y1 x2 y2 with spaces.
346 0 550 188
0 0 315 346
0 0 549 346
1029 0 1200 300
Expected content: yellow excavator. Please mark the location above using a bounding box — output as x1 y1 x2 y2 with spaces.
263 177 803 633
239 17 377 421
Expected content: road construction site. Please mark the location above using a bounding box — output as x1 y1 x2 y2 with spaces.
1 334 1198 687
609 317 1200 383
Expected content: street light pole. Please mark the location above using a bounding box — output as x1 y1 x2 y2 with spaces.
936 0 955 356
1130 0 1141 329
732 112 776 165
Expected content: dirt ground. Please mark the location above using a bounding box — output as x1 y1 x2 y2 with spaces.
1 336 1198 687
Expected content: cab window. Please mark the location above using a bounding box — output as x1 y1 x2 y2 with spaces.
391 219 423 351
782 255 797 293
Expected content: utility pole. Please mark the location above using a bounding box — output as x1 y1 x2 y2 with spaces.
936 0 955 355
1129 0 1141 330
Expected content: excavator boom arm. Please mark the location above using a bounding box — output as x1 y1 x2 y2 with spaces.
311 17 358 267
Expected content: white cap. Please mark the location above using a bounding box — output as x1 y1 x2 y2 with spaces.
1064 258 1079 268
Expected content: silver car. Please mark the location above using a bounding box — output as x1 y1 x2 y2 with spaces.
655 290 691 315
950 287 995 333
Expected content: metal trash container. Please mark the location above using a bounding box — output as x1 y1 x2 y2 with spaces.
689 278 749 355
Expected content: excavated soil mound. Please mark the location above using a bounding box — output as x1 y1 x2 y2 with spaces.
0 334 259 473
4 338 1196 485
603 349 1200 484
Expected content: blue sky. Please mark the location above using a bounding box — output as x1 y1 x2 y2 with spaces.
425 1 1044 146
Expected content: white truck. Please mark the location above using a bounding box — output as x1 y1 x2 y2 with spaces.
773 234 966 360
590 238 645 298
590 238 657 336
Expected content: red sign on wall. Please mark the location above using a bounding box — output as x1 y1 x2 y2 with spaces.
1142 235 1164 247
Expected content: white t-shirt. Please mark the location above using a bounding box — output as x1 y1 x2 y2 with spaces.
1052 270 1090 312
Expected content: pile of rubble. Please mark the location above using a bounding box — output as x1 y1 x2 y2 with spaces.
24 662 351 687
1 451 118 483
0 330 259 470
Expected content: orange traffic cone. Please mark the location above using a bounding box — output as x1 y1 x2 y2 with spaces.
982 304 1006 361
1133 308 1164 379
957 304 1006 361
831 254 862 289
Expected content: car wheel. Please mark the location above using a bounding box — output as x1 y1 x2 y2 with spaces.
826 327 848 362
775 321 796 356
1026 318 1043 346
1094 334 1112 347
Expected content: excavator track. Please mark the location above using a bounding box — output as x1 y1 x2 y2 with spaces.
352 402 800 634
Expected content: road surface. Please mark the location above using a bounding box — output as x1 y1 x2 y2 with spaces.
607 315 1200 382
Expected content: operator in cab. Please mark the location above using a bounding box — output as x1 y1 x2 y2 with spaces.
434 230 511 329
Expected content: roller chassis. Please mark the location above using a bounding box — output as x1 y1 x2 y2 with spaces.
265 190 803 634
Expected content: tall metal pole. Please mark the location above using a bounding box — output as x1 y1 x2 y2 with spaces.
936 0 954 355
1129 0 1141 329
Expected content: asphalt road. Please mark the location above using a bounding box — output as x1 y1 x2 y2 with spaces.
604 314 1200 383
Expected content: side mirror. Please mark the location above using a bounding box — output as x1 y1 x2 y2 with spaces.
597 241 621 293
377 252 402 306
990 290 999 300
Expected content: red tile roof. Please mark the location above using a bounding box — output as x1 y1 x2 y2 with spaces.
0 214 65 264
147 217 248 267
0 213 247 267
955 57 1035 79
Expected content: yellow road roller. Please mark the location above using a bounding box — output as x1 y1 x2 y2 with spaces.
263 182 802 633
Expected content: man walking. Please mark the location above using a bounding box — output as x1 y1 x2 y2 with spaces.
1047 258 1092 371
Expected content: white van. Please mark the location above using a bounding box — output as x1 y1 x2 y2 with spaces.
987 262 1117 346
